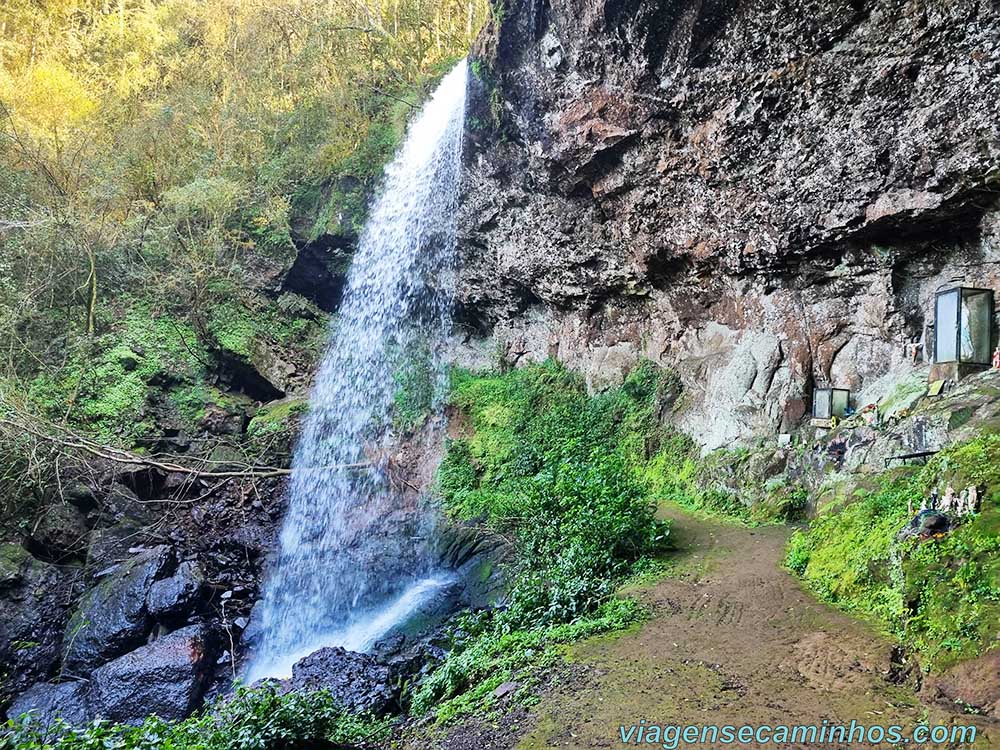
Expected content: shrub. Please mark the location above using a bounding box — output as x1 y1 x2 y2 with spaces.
2 685 391 750
416 361 671 721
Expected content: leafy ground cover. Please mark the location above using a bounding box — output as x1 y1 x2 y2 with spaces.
787 435 1000 670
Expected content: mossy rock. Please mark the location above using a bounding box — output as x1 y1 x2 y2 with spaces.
247 398 308 437
0 543 29 586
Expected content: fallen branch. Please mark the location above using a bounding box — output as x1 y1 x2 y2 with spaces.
0 408 370 480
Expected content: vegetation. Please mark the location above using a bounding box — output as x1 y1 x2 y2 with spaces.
3 685 390 750
0 0 487 514
413 360 673 721
786 435 1000 670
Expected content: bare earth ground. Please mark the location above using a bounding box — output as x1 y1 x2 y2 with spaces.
407 505 997 750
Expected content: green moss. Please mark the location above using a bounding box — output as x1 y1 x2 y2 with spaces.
247 398 308 437
392 342 436 432
949 406 975 431
0 543 28 584
878 372 927 418
204 282 326 365
25 299 209 442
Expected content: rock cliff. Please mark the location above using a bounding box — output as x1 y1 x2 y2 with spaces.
457 0 1000 448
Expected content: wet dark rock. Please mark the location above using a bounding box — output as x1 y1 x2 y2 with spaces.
0 546 80 708
284 647 398 716
92 483 155 527
371 633 446 683
282 177 361 312
282 240 353 314
63 481 99 513
88 624 216 724
111 465 166 503
147 561 206 625
85 520 157 572
5 680 89 726
62 545 174 675
26 502 90 562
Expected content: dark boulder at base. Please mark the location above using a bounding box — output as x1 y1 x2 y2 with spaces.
26 502 91 562
284 647 398 716
5 681 89 727
88 624 217 724
62 545 173 675
0 544 81 708
371 633 446 683
147 561 206 626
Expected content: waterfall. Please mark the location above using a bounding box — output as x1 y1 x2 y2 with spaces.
246 61 468 682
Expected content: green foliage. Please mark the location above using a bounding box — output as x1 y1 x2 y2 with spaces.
787 436 1000 670
0 0 485 460
24 299 209 442
247 399 309 439
418 361 671 720
392 342 436 433
411 597 643 723
441 361 670 623
3 685 390 750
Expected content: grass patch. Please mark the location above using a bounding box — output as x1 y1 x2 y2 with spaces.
787 435 1000 670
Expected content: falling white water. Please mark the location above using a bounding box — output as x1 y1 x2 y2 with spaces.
247 62 468 682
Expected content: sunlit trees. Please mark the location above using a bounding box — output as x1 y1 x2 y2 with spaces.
0 0 486 378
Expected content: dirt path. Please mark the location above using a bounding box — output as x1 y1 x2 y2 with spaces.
422 505 997 750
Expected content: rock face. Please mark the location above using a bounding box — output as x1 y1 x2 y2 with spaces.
62 546 174 675
284 647 399 716
459 0 1000 449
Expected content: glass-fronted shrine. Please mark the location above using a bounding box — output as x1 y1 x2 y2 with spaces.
934 287 994 365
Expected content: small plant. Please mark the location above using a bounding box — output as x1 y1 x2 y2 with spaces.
3 685 391 750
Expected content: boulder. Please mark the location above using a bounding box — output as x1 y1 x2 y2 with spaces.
86 520 162 572
62 481 99 513
94 484 154 526
285 647 398 716
371 633 445 682
5 681 89 727
27 502 90 562
62 545 173 675
147 561 206 625
87 624 216 724
0 548 80 707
